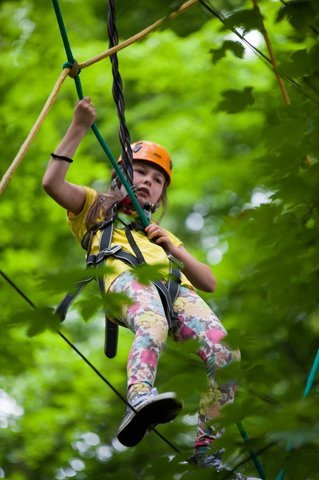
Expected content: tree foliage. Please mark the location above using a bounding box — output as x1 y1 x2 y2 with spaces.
1 1 319 479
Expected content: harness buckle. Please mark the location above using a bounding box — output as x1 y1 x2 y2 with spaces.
86 254 97 267
96 245 122 264
167 254 184 271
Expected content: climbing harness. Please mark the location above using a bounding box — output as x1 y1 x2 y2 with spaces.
56 201 182 359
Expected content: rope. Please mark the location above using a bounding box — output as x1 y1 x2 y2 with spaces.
236 422 266 479
223 442 276 480
0 68 69 195
199 0 319 105
276 348 319 480
2 0 318 197
51 0 149 227
107 0 134 186
0 1 199 198
0 269 180 454
79 0 200 70
0 268 281 474
252 0 291 106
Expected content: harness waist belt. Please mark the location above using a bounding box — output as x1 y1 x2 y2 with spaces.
56 213 182 359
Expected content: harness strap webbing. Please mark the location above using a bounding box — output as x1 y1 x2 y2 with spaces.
125 225 145 265
123 223 181 327
56 276 94 320
57 215 182 359
91 221 182 325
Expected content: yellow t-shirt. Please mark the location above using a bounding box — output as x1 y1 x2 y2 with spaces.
67 187 193 291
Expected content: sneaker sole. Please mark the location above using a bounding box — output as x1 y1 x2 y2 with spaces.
117 393 182 447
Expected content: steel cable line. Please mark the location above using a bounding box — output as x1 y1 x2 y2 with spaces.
0 269 180 454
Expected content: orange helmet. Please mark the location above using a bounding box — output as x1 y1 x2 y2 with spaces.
119 141 172 183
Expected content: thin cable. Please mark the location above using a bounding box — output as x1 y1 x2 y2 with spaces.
0 270 36 309
303 348 319 397
199 0 319 105
200 0 272 63
0 269 180 454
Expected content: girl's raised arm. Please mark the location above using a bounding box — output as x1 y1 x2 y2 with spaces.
42 97 96 215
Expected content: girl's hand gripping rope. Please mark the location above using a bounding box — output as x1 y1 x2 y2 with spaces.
73 97 97 130
146 223 216 292
145 223 175 254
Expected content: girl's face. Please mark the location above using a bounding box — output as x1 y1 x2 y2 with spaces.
132 161 166 206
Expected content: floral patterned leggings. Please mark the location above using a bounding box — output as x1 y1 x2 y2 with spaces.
110 271 238 452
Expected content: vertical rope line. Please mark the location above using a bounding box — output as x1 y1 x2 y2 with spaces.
276 348 319 480
107 0 134 185
52 0 74 62
51 0 149 227
251 0 291 106
236 422 266 479
303 348 319 398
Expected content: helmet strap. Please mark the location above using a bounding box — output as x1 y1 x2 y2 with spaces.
143 202 159 213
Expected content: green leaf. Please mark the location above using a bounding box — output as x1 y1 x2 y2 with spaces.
210 40 245 65
268 428 319 448
38 265 115 295
278 49 311 78
224 9 261 33
133 262 167 284
216 87 255 114
11 306 60 337
276 1 317 32
101 291 133 318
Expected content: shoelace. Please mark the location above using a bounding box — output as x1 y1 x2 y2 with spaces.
129 387 159 407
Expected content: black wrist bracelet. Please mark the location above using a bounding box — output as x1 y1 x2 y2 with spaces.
50 152 73 163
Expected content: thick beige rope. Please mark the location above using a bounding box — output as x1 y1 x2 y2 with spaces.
0 0 200 195
80 0 200 69
0 68 70 195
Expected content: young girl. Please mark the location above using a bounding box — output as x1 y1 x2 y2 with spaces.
43 97 259 479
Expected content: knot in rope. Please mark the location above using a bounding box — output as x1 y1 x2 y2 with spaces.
63 60 81 78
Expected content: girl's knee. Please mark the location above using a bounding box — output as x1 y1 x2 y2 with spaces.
133 329 167 354
136 314 169 345
199 342 239 372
